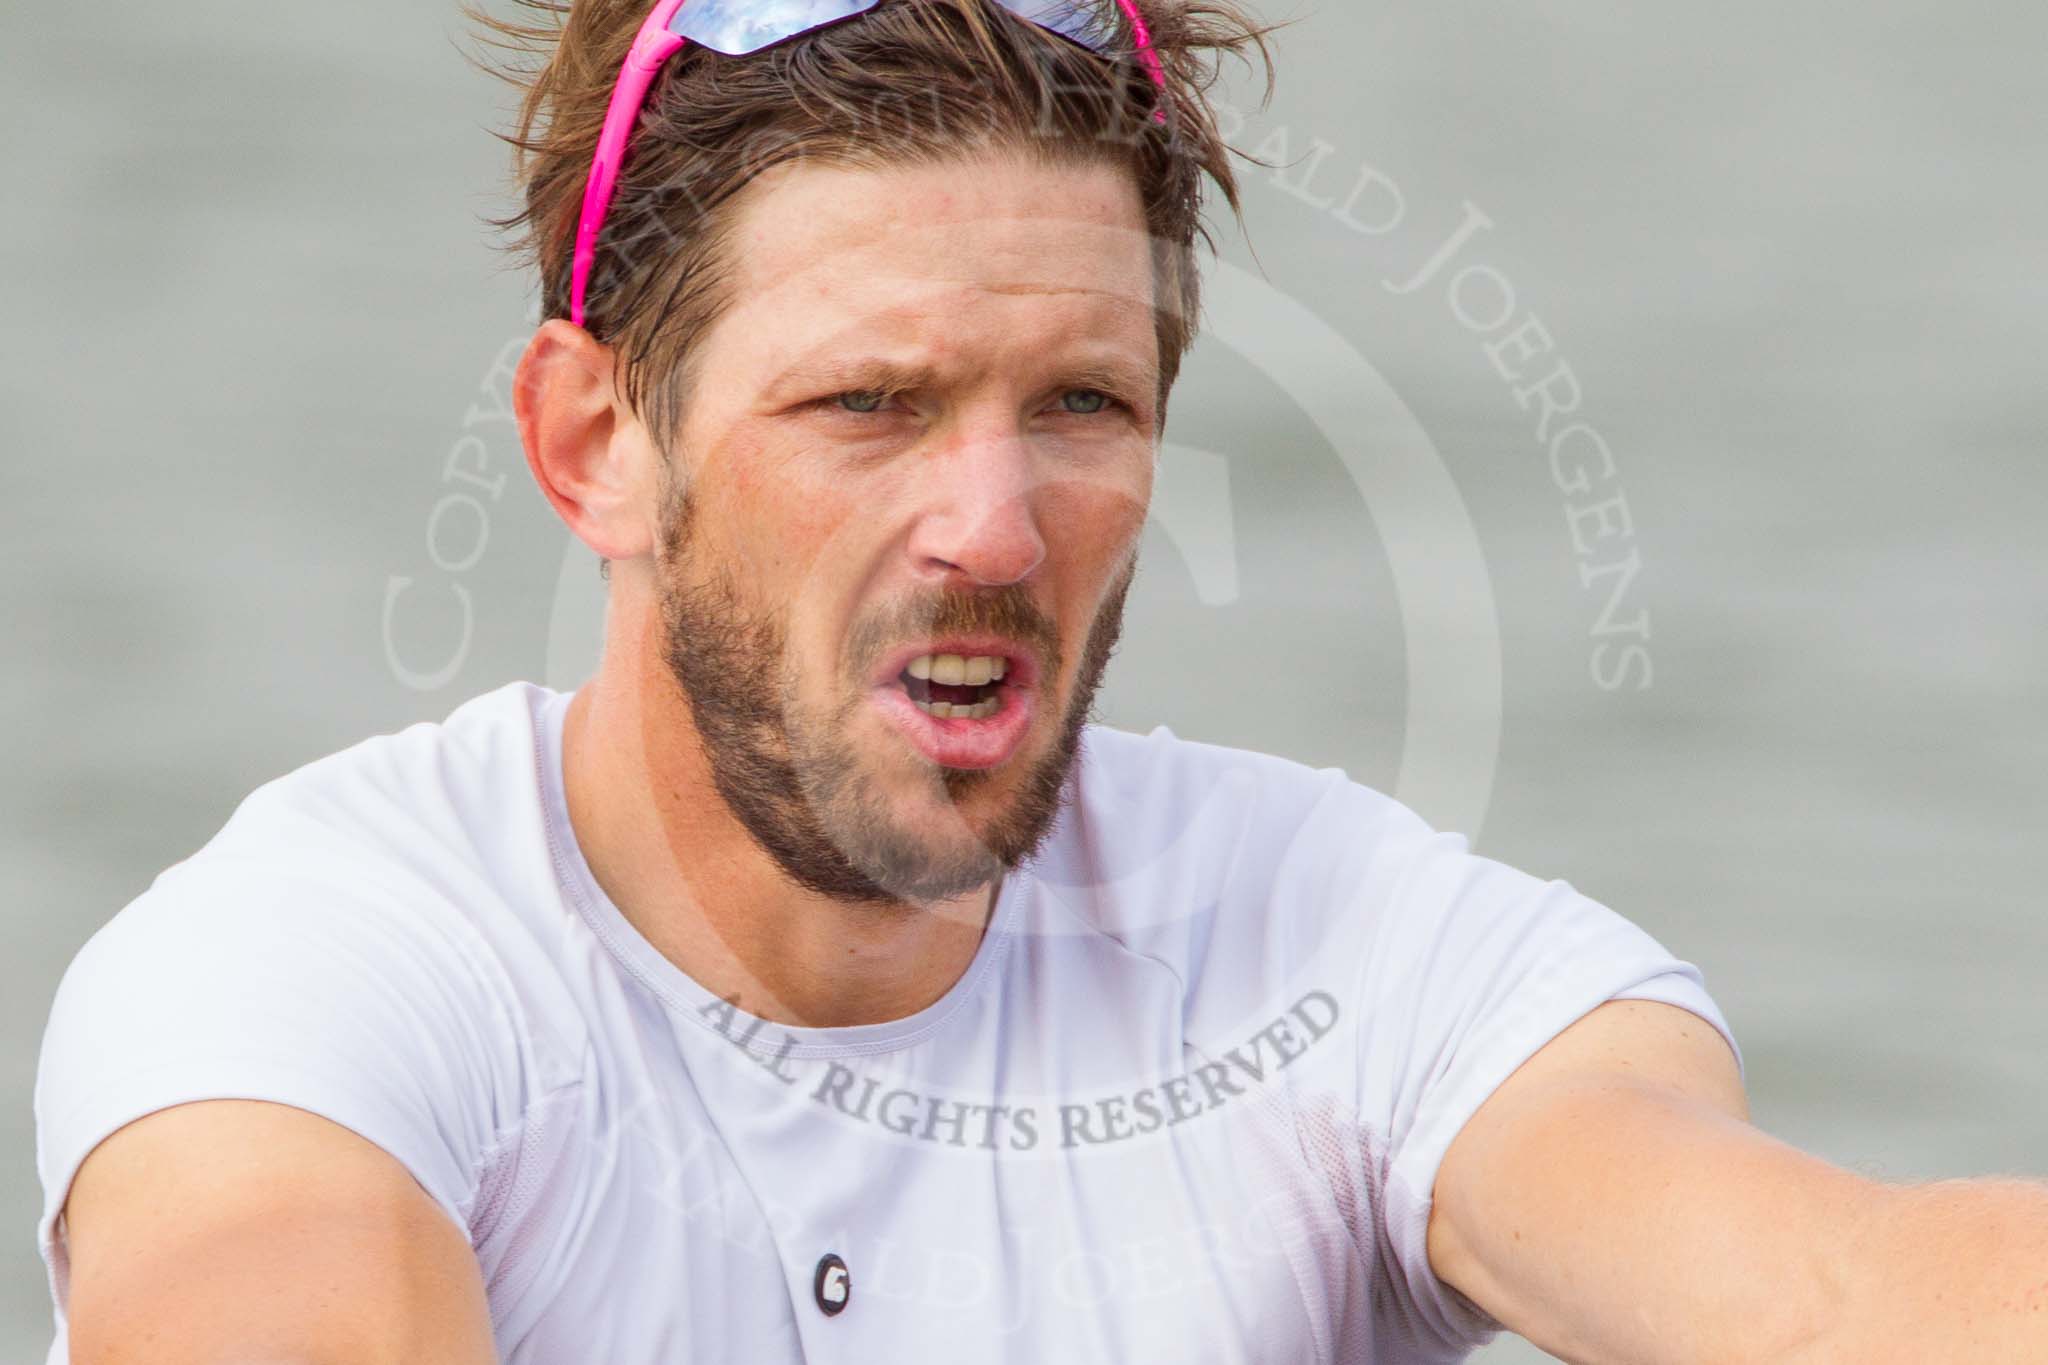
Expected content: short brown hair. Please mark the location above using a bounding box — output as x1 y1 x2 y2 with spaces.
464 0 1274 454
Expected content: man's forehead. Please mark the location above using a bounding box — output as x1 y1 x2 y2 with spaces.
710 156 1162 379
726 154 1157 303
757 271 1153 341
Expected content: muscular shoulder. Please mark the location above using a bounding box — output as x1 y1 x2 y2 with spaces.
37 685 593 1300
47 682 588 1128
206 681 558 889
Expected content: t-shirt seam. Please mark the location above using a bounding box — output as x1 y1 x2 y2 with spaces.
1383 1157 1508 1340
1171 1038 1351 1365
1348 825 1512 1349
460 1068 588 1230
1038 882 1194 1004
1025 736 1303 1013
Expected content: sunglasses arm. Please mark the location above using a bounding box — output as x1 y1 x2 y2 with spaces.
570 0 1171 325
571 0 690 328
1107 0 1168 120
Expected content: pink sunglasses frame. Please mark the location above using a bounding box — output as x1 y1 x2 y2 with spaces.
570 0 1169 328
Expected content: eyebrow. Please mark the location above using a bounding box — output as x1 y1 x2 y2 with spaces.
763 355 1157 406
764 358 938 404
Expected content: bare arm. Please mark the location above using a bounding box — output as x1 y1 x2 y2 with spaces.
1427 998 2048 1364
1836 1176 2048 1361
63 1099 499 1365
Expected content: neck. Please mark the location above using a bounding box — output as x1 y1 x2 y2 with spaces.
558 591 998 1029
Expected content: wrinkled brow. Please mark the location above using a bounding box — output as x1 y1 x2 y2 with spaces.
762 355 1157 406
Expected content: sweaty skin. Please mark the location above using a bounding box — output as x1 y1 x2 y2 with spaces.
519 150 1163 1028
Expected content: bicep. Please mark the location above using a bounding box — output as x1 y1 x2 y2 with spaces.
1426 999 1870 1365
64 1099 498 1365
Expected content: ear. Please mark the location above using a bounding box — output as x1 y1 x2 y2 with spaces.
513 319 661 563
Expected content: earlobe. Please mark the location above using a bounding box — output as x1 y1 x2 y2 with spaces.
514 319 657 562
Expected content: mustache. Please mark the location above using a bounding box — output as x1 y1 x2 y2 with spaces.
844 585 1062 680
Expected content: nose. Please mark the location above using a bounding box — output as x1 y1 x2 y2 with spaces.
904 423 1048 588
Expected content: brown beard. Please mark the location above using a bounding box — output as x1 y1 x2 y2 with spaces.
656 491 1134 906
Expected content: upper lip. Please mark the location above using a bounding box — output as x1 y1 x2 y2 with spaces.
870 638 1042 691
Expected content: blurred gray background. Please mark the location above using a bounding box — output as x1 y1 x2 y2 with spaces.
5 1 2045 1359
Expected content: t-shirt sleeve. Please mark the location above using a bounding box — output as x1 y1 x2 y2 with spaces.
32 854 530 1324
1351 822 1743 1351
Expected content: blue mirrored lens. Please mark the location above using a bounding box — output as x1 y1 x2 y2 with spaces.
668 0 1123 58
990 0 1122 54
669 0 882 56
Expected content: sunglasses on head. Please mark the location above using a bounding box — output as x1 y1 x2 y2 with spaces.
571 0 1169 327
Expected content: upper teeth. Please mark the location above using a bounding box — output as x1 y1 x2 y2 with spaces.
907 654 1007 684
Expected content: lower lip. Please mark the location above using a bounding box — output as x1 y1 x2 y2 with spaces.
870 679 1036 771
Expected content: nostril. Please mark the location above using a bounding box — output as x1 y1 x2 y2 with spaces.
908 500 1047 589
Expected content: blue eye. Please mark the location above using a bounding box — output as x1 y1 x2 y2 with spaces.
1062 390 1110 415
837 391 887 414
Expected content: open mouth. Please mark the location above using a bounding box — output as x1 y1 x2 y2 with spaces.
869 643 1038 770
896 653 1009 720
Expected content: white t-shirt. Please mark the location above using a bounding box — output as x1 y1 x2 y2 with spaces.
35 681 1740 1363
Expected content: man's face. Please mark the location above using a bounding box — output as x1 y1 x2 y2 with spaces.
654 148 1160 906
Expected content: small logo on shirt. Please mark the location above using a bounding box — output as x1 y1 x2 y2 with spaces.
814 1253 851 1317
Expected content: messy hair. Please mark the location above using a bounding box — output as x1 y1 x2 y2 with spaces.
463 0 1275 454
